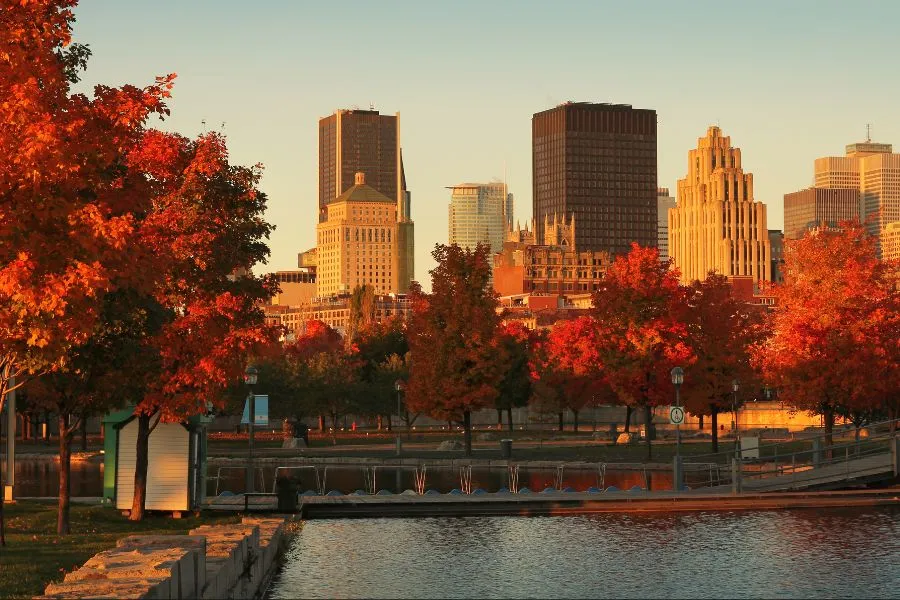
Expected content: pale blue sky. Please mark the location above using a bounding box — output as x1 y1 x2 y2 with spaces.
72 1 900 288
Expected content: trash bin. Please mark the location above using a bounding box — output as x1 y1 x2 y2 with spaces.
275 477 299 512
295 422 310 446
500 439 513 459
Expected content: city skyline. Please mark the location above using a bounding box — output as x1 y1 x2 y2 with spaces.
70 1 900 288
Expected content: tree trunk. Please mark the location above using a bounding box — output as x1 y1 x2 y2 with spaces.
823 407 835 460
377 414 383 431
711 408 719 453
558 411 564 432
57 414 72 535
573 410 579 433
497 409 502 428
129 413 151 522
644 405 653 460
386 414 392 432
624 406 632 433
463 410 472 457
507 407 514 432
80 417 88 452
318 414 325 431
698 414 704 431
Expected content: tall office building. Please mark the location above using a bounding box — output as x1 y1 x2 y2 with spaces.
532 102 657 254
669 126 771 284
447 182 512 255
316 172 403 296
814 139 900 256
318 109 414 290
783 187 859 240
882 221 900 262
657 187 676 261
768 230 784 283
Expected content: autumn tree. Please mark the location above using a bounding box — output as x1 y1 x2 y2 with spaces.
355 318 409 429
591 244 693 458
406 244 502 455
753 222 900 446
1 0 177 534
681 273 761 452
125 130 279 521
493 321 533 431
540 317 614 432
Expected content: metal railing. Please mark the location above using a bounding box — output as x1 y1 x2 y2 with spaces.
208 465 266 497
685 418 898 491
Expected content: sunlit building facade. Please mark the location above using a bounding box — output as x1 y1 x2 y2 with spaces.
669 126 771 284
447 182 513 255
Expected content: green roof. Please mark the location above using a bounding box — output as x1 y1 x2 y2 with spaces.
331 182 395 205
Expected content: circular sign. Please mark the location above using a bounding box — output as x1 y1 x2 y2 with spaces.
669 406 685 425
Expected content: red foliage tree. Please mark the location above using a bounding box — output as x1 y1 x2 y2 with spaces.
406 244 502 455
493 321 534 431
753 222 900 445
681 273 762 452
591 244 693 458
536 317 613 432
1 0 176 535
125 130 279 520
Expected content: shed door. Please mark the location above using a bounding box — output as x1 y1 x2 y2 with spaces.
115 419 138 510
115 420 190 511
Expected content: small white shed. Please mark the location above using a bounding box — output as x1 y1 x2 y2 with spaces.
103 410 209 513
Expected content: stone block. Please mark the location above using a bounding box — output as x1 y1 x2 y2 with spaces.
44 577 171 599
116 535 207 599
616 432 634 445
65 548 182 596
190 524 259 598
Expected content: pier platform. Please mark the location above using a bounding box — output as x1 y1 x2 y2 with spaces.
205 487 900 519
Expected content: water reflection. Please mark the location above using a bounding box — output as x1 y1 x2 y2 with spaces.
1 458 103 497
270 508 900 599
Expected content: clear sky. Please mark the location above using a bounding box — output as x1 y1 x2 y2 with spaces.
71 0 900 289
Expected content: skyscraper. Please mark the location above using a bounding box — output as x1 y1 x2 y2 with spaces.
657 187 676 261
447 182 512 255
669 126 771 284
316 172 402 296
532 102 657 255
318 109 414 290
814 139 900 256
783 187 859 240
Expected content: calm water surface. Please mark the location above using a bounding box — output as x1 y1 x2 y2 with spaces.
269 508 900 599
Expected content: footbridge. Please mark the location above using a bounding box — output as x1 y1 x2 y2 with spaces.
691 419 899 493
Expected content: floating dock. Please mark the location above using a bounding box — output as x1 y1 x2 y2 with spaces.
205 487 900 519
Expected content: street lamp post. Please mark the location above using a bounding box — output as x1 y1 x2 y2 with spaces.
244 365 258 495
394 379 405 457
670 367 684 492
732 379 740 460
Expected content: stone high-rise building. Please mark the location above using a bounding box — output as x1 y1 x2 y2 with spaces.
318 109 413 289
532 102 657 255
768 230 784 284
657 187 676 261
783 187 859 240
669 126 771 284
316 172 404 296
814 140 900 256
447 182 513 255
882 221 900 263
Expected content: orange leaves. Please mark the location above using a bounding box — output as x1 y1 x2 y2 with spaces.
753 222 898 420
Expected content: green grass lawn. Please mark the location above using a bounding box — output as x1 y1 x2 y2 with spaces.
0 501 239 599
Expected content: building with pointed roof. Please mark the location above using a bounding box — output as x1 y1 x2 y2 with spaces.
669 126 772 284
315 172 406 296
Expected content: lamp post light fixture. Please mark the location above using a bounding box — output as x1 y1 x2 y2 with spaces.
732 378 740 460
670 366 684 492
244 365 258 495
394 379 405 457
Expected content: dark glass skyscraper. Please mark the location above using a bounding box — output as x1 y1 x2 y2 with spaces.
532 102 657 255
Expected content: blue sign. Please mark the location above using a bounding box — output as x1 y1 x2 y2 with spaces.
241 395 269 426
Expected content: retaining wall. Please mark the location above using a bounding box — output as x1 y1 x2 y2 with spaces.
39 517 289 599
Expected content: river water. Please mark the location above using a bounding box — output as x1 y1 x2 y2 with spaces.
268 508 900 599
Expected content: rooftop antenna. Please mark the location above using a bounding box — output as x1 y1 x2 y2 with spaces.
201 119 206 132
866 123 871 142
370 102 375 110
